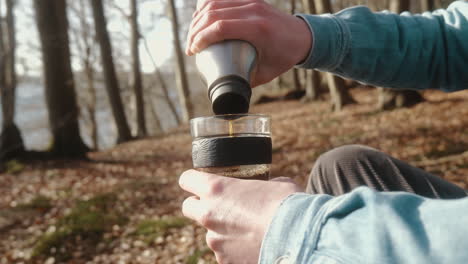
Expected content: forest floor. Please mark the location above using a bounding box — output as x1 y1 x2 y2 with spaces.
1 88 468 264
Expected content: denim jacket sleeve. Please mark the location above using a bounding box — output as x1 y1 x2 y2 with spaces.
258 187 468 264
295 1 468 92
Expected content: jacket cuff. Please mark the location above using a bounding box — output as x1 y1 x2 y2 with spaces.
258 193 333 264
295 13 351 70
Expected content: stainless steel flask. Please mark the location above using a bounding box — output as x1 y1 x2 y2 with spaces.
196 40 257 115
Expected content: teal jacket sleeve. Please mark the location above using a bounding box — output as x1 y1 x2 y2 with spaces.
295 1 468 92
259 187 468 264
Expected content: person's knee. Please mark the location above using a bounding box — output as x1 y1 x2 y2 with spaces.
312 144 378 175
307 145 377 193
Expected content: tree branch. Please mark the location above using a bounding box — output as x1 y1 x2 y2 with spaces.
108 0 130 21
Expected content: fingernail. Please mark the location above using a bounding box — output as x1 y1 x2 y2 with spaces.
191 41 199 54
179 170 190 185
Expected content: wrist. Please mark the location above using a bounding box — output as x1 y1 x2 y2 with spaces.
293 16 313 65
294 14 351 70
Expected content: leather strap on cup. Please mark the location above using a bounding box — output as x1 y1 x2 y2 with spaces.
192 136 272 168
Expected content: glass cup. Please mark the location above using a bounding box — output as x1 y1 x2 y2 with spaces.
190 114 272 180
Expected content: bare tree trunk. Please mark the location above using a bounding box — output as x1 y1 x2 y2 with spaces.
148 96 163 134
326 73 356 111
90 0 132 143
130 0 146 137
168 0 193 122
82 58 98 149
389 0 410 13
292 69 302 90
420 0 435 11
302 0 321 101
421 0 441 10
84 66 98 149
4 0 15 125
377 0 425 110
34 0 88 157
368 0 380 11
302 0 316 13
0 8 5 96
73 0 99 150
314 0 332 14
304 70 321 100
155 69 181 124
0 7 5 119
142 36 181 125
315 0 356 111
377 87 424 110
274 76 284 91
0 0 25 161
290 0 302 91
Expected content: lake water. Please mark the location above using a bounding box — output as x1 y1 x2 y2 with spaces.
0 74 208 150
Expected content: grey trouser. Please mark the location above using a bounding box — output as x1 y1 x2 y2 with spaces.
306 145 467 199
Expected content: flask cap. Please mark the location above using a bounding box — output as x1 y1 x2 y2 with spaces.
209 75 251 115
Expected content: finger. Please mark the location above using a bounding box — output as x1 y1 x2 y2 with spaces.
214 252 225 264
181 196 206 222
187 3 257 55
206 230 224 252
190 18 266 55
196 0 209 10
269 176 294 183
206 231 228 264
182 196 221 229
197 0 260 12
197 0 222 11
191 0 254 32
179 169 229 198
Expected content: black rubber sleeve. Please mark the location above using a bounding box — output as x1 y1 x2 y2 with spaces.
192 136 272 168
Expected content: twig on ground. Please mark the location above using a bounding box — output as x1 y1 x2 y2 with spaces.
412 151 468 167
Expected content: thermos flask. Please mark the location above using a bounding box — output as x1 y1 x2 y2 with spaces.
196 40 257 115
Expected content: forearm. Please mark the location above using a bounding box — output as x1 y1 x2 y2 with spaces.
259 187 468 263
296 1 468 92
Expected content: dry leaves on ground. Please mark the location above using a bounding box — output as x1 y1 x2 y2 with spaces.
0 88 467 264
